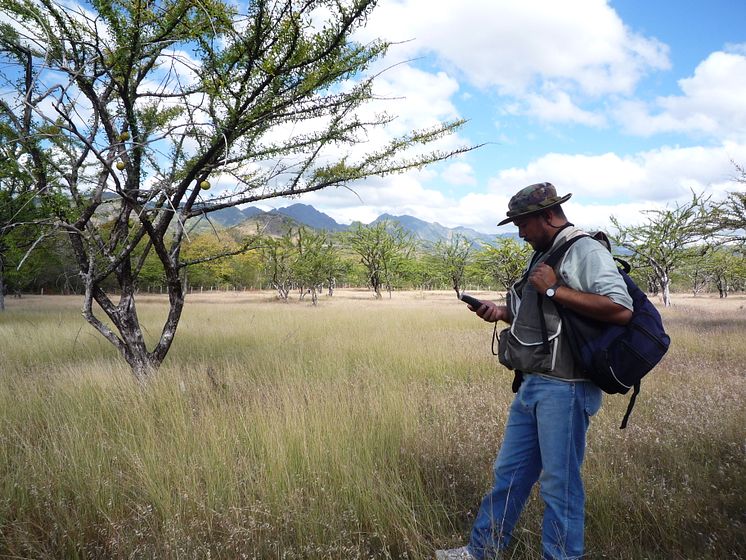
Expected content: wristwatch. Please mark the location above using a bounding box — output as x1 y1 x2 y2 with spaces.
545 283 561 298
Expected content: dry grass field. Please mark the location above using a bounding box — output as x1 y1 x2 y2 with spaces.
0 289 744 559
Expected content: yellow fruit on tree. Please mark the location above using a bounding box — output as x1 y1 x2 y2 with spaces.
200 180 211 190
116 161 126 170
118 131 130 141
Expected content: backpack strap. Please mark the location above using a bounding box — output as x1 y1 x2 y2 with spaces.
537 294 551 354
614 256 631 274
620 382 640 429
543 234 589 268
536 235 589 352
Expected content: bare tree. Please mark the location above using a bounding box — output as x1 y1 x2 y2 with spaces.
0 0 470 378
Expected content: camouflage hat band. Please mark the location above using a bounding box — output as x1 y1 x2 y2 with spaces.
497 182 572 226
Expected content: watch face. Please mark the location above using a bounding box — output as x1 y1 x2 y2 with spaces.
546 288 556 298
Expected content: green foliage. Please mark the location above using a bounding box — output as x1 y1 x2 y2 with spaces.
347 221 414 298
431 234 472 295
611 191 713 306
260 231 297 300
711 165 746 245
705 246 746 297
181 233 239 288
292 227 345 302
473 236 532 292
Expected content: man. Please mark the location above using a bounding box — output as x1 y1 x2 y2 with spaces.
436 183 633 560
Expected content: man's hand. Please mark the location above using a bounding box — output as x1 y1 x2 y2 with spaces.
470 300 511 323
528 262 557 295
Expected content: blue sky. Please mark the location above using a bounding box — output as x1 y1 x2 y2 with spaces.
264 0 746 235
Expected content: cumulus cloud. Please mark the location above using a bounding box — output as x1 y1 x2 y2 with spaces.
273 141 746 235
356 1 746 141
519 90 608 127
487 143 746 203
370 65 462 131
356 0 669 129
614 48 746 140
361 0 668 94
441 161 477 186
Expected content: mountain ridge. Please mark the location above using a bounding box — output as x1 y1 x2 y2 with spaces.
208 202 512 245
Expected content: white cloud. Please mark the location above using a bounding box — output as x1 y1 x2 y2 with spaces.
614 49 746 140
441 161 477 186
274 141 746 235
367 65 462 133
307 64 469 180
565 201 665 230
358 0 669 98
487 143 746 205
520 90 608 127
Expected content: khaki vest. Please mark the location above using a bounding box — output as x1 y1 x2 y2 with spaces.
497 229 587 381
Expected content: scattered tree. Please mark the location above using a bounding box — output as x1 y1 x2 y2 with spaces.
474 237 531 292
0 93 67 307
432 233 472 296
611 192 712 306
712 163 746 245
293 227 339 305
261 232 296 302
347 221 414 298
707 247 745 298
679 247 713 296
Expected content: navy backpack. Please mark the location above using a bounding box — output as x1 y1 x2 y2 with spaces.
543 234 671 429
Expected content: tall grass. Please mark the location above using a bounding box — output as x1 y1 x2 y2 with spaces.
0 292 744 559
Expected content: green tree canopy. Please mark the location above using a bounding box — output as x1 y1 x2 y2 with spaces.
347 220 414 299
432 233 472 296
474 236 532 292
611 191 712 307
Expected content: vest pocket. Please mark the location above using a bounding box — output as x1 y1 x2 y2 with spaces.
503 324 560 374
497 327 513 370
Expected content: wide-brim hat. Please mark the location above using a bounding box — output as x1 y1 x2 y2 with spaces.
497 182 572 226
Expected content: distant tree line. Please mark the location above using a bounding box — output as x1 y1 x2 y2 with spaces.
2 202 744 307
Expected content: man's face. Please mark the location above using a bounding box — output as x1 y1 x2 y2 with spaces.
513 213 552 251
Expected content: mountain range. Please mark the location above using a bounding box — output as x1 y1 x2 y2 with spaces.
206 203 509 246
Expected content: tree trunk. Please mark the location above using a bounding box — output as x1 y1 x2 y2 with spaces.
717 277 728 298
661 275 671 307
78 247 186 380
371 274 382 299
274 282 289 301
327 277 335 297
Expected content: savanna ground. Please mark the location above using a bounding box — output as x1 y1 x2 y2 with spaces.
0 289 744 559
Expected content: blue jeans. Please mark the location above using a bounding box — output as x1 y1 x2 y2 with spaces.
468 374 602 560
